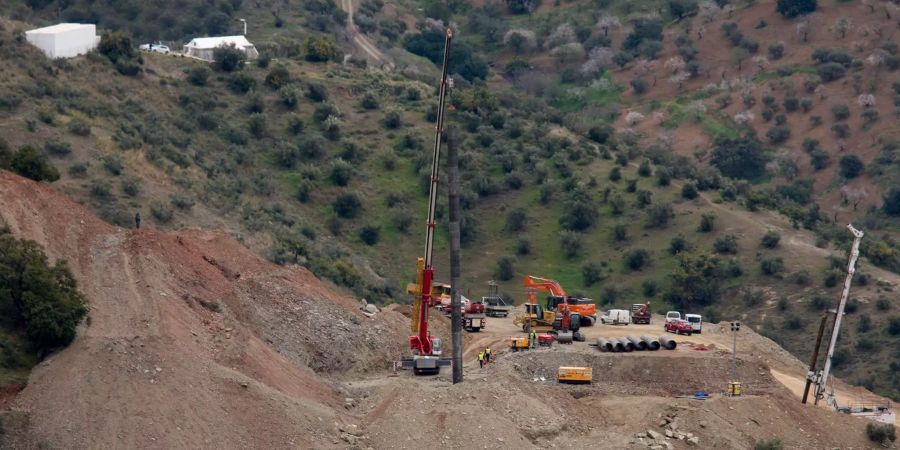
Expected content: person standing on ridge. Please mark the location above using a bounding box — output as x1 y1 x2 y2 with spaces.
134 212 141 229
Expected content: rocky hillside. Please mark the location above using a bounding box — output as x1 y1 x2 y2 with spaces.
0 0 897 400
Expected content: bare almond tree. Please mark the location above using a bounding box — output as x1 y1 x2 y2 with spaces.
581 47 616 77
833 17 851 39
596 15 621 37
841 185 868 211
796 21 811 42
664 56 686 74
697 1 721 23
857 93 876 108
547 23 577 48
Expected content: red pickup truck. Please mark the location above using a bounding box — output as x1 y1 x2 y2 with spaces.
664 319 693 336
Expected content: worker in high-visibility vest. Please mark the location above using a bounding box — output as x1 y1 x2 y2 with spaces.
529 330 537 349
485 347 492 363
478 351 485 368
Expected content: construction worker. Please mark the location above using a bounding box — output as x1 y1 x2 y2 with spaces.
478 351 485 368
485 347 492 364
530 330 537 349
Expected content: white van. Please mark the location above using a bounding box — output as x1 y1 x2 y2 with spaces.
684 314 702 333
665 311 681 323
601 309 631 325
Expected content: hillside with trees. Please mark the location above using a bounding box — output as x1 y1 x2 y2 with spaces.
0 0 898 400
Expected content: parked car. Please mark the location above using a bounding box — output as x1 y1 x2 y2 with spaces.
601 309 631 325
684 314 702 333
665 311 681 323
140 43 170 54
665 319 693 336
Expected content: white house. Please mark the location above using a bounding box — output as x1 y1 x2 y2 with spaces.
183 36 259 61
25 23 100 59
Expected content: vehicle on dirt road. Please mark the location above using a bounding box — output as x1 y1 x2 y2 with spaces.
483 295 512 317
601 309 631 325
631 303 651 324
665 311 681 323
665 319 693 336
139 43 170 54
685 314 702 333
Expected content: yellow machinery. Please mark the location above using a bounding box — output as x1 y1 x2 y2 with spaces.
510 337 529 351
512 300 557 332
558 367 592 384
727 381 742 396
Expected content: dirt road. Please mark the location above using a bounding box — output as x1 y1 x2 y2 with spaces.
340 0 395 70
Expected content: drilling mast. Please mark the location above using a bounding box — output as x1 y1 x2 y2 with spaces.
404 27 453 375
813 224 863 406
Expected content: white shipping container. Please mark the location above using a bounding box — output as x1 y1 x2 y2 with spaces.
26 23 100 59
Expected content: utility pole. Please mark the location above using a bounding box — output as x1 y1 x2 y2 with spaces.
448 125 463 384
802 313 829 404
815 224 864 406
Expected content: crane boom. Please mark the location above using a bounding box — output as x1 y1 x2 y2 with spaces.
408 28 453 361
815 224 864 405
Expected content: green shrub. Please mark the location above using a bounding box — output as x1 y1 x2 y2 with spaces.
44 139 72 156
227 73 256 94
187 65 211 86
170 193 195 210
875 296 891 311
761 230 781 248
360 92 380 110
582 262 603 286
359 225 380 245
101 155 123 176
11 146 59 182
0 231 87 349
838 155 864 179
611 224 628 242
333 192 362 218
608 166 621 181
150 202 173 223
248 113 267 138
329 160 353 186
698 213 715 232
783 314 804 330
623 248 651 271
761 257 784 276
121 176 141 197
669 235 689 255
67 119 90 136
641 280 657 298
505 208 527 232
888 317 900 336
304 36 339 62
264 65 291 89
280 86 301 110
713 234 739 254
494 256 515 281
809 295 828 311
646 203 674 228
213 45 246 72
681 183 698 199
754 438 783 450
559 231 582 260
515 238 531 256
865 422 896 445
832 104 850 121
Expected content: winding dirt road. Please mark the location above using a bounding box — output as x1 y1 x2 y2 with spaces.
340 0 395 70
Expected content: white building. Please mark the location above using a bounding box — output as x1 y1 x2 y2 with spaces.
183 36 259 62
25 23 100 59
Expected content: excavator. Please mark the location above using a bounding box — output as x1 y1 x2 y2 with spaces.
400 27 453 376
513 275 594 342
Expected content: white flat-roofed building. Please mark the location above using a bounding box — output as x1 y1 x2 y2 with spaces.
25 23 100 59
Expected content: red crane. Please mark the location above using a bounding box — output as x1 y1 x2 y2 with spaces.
403 27 453 375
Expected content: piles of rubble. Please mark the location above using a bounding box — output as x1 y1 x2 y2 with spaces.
632 411 700 449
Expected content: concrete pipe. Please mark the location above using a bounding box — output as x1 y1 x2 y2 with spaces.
627 336 647 351
659 335 677 350
640 336 661 351
610 338 625 352
557 331 574 344
596 338 613 352
622 340 636 352
573 331 586 342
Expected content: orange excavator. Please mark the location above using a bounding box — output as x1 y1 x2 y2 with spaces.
524 275 597 327
513 275 593 342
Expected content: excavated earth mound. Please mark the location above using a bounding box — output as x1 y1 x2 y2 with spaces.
0 171 415 448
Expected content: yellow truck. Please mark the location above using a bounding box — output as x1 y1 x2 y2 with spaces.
557 366 592 384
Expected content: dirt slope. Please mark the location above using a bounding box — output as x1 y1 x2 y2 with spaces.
0 170 412 448
0 171 887 449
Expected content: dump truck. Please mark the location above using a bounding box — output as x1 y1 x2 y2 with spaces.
631 303 651 324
